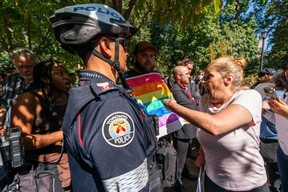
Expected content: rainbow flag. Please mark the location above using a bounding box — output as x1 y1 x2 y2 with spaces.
126 73 185 137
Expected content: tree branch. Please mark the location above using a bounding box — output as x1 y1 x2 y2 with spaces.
124 0 137 19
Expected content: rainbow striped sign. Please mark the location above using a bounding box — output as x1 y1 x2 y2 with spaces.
126 73 185 137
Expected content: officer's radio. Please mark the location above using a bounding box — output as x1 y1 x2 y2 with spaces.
0 127 24 169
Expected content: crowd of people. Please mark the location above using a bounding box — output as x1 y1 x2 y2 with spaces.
0 2 288 192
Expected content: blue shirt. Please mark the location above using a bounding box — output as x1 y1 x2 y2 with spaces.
260 89 285 140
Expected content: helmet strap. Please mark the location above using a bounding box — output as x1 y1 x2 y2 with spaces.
91 38 131 92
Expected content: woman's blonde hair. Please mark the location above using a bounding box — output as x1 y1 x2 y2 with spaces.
208 56 248 90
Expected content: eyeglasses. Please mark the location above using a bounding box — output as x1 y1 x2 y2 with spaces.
109 37 128 51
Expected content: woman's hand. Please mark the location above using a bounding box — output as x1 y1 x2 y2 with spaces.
268 98 288 118
163 99 178 112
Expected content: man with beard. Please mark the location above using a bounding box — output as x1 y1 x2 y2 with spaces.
0 48 38 191
124 41 158 78
170 65 198 192
125 41 181 190
0 48 38 128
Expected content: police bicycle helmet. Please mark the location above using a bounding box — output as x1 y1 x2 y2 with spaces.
50 3 137 90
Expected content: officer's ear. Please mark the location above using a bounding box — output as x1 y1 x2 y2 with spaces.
99 37 112 58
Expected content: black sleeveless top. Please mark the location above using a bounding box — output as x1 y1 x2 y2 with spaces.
25 90 67 162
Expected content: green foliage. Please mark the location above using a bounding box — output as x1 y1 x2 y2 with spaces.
0 0 284 80
243 74 257 87
0 0 222 73
0 0 84 72
265 0 288 69
0 52 10 72
145 1 260 77
128 0 222 34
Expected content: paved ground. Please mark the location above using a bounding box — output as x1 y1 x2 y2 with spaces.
164 147 199 192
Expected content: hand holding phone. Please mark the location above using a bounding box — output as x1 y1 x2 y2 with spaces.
263 87 277 99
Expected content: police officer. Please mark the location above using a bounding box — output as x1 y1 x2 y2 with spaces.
50 4 157 192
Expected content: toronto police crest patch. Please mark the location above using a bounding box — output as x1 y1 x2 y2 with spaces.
102 112 135 147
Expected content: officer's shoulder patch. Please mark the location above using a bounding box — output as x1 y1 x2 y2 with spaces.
102 112 135 147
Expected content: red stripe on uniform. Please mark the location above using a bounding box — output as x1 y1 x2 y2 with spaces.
77 114 84 146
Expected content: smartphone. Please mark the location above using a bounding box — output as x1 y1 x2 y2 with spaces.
263 87 277 99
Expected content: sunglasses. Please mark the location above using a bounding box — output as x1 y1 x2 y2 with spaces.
109 37 128 51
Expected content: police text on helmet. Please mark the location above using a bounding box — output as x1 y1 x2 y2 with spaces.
73 6 124 21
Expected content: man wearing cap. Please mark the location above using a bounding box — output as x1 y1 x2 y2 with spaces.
124 41 158 78
254 68 283 192
259 68 277 77
251 68 277 89
125 41 180 190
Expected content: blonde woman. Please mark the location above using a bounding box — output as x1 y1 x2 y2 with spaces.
164 56 269 192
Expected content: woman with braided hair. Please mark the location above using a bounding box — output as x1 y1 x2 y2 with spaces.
164 56 269 192
10 59 71 192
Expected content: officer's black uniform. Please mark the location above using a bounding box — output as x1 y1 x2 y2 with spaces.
62 70 156 192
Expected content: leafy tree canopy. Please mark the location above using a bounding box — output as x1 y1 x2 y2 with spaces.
141 1 259 77
0 0 222 72
265 0 288 69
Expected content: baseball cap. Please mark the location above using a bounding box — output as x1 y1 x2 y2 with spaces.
133 41 158 55
258 68 276 77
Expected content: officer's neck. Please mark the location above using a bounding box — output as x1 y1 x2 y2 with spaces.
86 56 117 83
